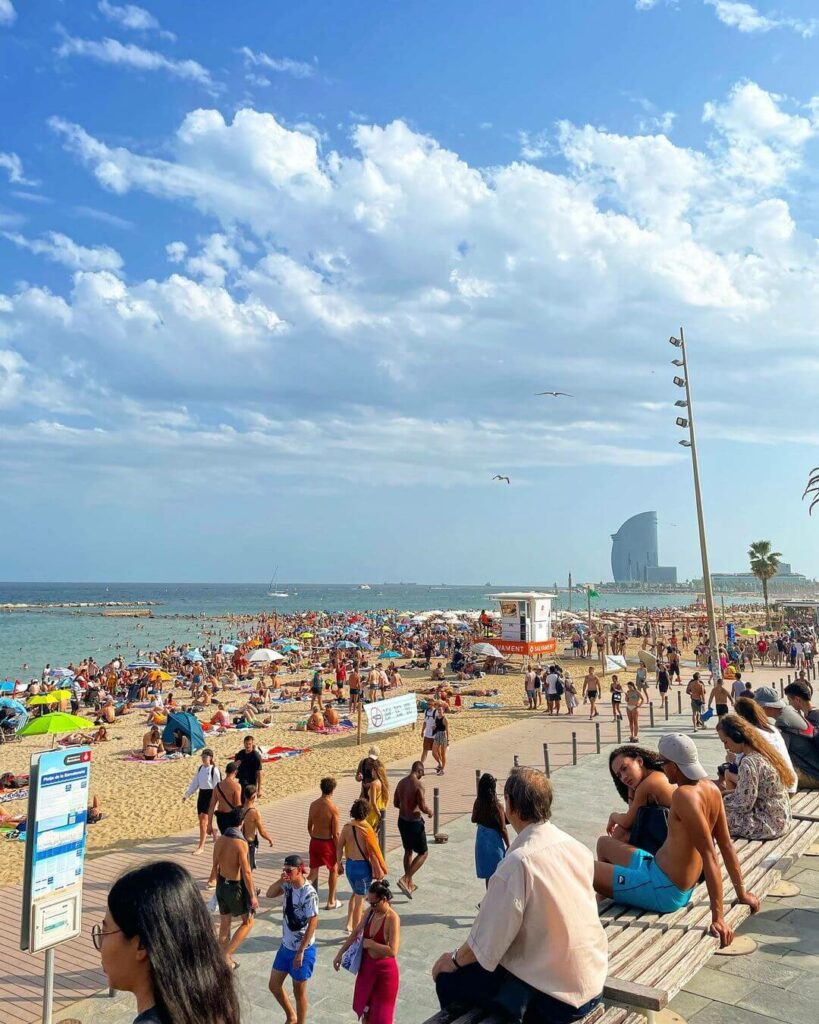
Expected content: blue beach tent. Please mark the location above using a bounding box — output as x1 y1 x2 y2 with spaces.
162 711 205 753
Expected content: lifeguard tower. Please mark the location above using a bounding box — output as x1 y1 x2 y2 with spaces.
489 592 557 667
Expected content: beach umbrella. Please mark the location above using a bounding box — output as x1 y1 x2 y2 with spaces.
336 640 357 649
0 697 28 732
0 681 17 694
738 628 760 637
381 625 392 632
248 648 284 663
149 670 173 682
472 643 502 658
379 650 401 659
454 622 470 630
127 660 161 670
358 641 374 651
47 668 75 679
28 690 72 705
18 711 92 747
280 643 300 653
432 624 448 633
220 644 237 653
300 631 314 639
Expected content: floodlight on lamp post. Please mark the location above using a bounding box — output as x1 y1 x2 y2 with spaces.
669 327 722 682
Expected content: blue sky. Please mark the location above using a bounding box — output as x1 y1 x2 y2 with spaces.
2 0 819 584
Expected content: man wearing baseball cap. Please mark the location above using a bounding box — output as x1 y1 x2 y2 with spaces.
595 733 758 946
266 854 319 1023
755 686 819 788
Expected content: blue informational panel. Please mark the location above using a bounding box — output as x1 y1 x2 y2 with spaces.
727 623 736 643
20 746 91 953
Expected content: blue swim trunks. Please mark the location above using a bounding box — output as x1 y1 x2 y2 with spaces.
612 849 694 913
272 943 316 981
345 858 372 896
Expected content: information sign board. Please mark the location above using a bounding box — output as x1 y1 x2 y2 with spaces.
364 693 417 734
20 746 91 953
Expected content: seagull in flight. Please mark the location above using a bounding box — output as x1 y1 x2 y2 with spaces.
535 391 573 398
492 475 511 484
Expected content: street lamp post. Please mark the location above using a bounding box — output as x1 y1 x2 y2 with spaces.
670 327 722 683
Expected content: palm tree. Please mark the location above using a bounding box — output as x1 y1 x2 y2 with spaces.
748 540 781 627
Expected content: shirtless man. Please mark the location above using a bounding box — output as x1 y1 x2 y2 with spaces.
393 761 433 899
307 777 340 909
241 784 273 870
686 672 706 730
212 819 258 967
594 733 758 946
348 665 361 713
707 678 734 720
582 667 600 719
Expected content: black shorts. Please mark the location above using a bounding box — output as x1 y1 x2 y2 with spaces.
216 875 253 918
398 817 428 855
197 789 212 815
587 690 598 700
716 704 729 716
215 809 240 833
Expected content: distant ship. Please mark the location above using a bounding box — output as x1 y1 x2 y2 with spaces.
267 566 289 598
358 584 371 590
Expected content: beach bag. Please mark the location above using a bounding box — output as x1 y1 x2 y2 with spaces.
701 708 715 724
341 911 372 975
555 679 564 696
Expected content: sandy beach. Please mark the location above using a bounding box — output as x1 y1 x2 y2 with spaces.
0 645 640 886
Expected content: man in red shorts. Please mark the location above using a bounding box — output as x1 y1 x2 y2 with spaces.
307 776 340 909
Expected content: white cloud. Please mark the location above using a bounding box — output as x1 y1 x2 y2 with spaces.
2 231 124 272
518 130 552 161
238 46 315 79
0 80 814 494
98 1 160 33
0 0 15 26
0 151 38 187
56 35 213 87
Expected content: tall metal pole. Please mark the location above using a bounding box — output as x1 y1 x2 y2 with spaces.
679 327 722 683
568 572 572 613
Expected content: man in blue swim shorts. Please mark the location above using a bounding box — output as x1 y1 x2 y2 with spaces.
594 733 759 947
266 855 319 1022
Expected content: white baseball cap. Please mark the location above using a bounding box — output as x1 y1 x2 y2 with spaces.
658 733 708 781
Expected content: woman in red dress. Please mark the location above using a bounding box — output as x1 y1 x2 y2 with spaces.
334 879 400 1024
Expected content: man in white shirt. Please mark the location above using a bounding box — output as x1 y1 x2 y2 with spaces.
523 669 536 710
432 768 606 1022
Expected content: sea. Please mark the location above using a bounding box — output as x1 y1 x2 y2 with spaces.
0 582 760 681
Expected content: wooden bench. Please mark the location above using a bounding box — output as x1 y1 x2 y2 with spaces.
424 813 819 1024
424 1002 645 1024
600 813 819 1019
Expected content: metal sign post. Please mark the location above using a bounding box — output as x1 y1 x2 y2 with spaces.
20 746 92 1024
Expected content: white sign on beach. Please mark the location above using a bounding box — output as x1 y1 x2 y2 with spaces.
364 692 417 734
605 655 628 673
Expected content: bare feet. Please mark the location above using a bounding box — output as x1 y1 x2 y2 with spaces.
325 901 340 910
192 847 204 856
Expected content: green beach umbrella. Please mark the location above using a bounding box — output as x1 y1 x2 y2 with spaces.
19 711 91 747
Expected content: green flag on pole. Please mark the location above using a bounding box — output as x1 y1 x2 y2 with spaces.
587 587 599 598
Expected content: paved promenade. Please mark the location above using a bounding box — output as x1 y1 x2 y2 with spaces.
0 665 814 1024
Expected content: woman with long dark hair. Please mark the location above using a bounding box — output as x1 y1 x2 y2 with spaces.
733 696 797 794
601 744 674 850
471 773 509 886
334 879 401 1024
93 861 239 1024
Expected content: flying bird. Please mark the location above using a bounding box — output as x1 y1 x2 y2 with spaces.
535 391 573 398
492 475 511 484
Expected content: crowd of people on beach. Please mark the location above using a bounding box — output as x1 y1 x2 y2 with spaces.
9 605 819 1024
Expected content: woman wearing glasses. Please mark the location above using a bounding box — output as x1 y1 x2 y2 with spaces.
92 860 239 1024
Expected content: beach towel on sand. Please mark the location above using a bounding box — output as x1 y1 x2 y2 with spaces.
261 745 309 763
0 788 29 803
471 702 502 709
292 719 354 735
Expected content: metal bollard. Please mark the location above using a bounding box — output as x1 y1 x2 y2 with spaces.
572 732 577 765
664 698 669 721
616 717 622 744
649 702 655 728
543 743 551 778
677 690 682 715
513 754 520 768
595 722 601 754
433 787 440 837
379 810 387 851
475 768 481 794
780 679 785 697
